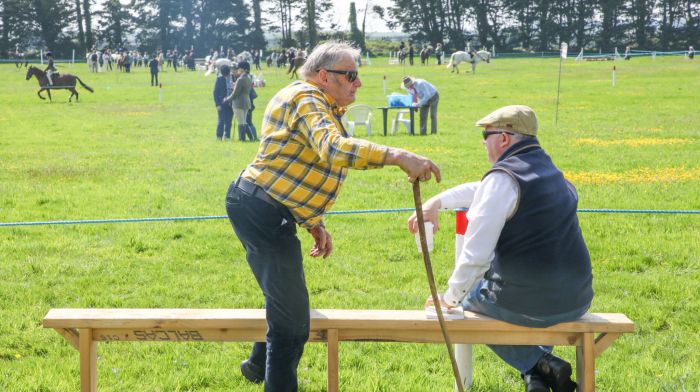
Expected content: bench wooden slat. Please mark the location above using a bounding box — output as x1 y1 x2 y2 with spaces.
43 308 633 392
44 309 634 333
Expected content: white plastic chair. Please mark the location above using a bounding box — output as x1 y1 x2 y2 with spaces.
391 110 412 135
343 104 373 137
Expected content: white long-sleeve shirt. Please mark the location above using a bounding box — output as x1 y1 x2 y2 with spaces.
409 79 438 106
438 171 519 306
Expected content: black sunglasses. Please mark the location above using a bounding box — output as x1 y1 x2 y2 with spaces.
482 130 514 140
322 69 359 82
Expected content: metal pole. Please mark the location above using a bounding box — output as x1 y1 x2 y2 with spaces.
555 56 563 126
412 181 464 392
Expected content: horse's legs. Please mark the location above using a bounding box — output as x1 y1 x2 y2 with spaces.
37 89 46 100
47 89 52 102
71 88 79 102
472 63 476 74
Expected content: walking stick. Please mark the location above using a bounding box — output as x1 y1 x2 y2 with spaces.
412 180 464 392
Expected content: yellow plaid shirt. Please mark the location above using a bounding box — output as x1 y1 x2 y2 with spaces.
241 81 388 228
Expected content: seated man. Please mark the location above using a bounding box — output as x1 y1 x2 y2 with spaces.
408 105 593 392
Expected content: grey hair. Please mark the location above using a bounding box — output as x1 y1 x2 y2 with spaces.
299 41 360 80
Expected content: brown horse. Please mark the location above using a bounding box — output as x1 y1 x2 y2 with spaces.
287 56 306 79
420 46 433 65
25 66 94 102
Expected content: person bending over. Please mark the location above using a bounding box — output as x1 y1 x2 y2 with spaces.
403 76 439 135
226 41 441 392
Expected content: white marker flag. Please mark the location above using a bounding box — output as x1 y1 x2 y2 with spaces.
560 42 568 59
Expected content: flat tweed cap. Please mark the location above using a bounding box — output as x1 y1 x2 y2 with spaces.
475 105 538 136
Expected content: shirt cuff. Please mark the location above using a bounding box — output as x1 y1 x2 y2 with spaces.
299 215 322 230
443 286 467 307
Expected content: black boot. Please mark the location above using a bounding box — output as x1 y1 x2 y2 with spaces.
523 370 550 392
237 125 248 142
535 353 577 392
240 359 264 384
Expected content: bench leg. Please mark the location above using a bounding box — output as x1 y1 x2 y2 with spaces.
455 344 473 389
576 333 595 392
79 328 97 392
327 329 339 392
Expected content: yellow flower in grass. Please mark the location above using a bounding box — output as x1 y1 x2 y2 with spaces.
575 138 688 147
565 166 700 185
15 353 22 359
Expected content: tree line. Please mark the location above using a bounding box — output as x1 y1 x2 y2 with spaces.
1 0 697 58
383 0 698 52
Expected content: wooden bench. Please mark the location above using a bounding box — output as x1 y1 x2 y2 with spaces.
43 309 633 392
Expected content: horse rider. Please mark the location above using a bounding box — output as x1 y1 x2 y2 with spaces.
466 40 478 62
44 51 57 86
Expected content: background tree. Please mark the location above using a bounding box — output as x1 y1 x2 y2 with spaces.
82 0 93 49
74 0 85 50
294 0 331 49
30 0 71 51
95 0 133 49
249 0 266 50
348 2 365 50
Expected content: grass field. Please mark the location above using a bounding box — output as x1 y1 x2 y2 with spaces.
1 55 699 391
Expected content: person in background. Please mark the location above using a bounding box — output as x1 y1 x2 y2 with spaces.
103 50 112 71
227 41 441 392
253 50 262 71
224 61 254 142
402 76 439 135
408 43 415 65
435 43 444 65
245 74 259 141
172 49 179 71
408 105 592 392
213 64 234 141
689 46 695 60
123 51 132 73
149 56 160 87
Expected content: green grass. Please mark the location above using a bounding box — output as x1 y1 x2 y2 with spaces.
1 56 699 391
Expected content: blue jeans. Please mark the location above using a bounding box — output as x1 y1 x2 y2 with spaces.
462 279 590 374
225 181 309 392
216 106 233 139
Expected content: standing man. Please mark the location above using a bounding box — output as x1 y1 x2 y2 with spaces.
253 50 262 71
149 55 160 87
172 49 179 71
402 76 439 135
226 41 441 391
408 105 592 392
408 43 415 65
213 64 234 141
435 43 444 65
123 51 132 73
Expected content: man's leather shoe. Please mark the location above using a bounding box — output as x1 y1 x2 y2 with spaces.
535 353 577 392
240 359 264 384
523 371 550 392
